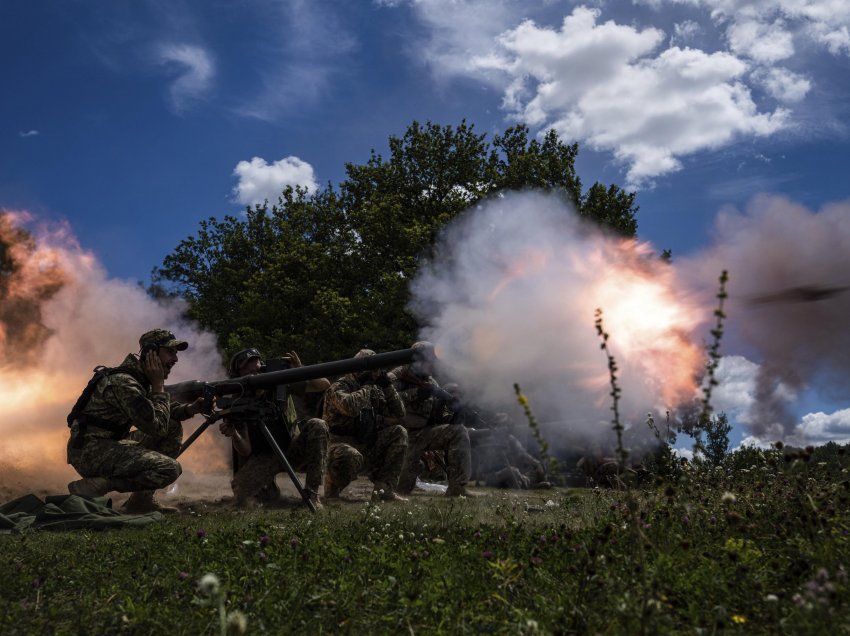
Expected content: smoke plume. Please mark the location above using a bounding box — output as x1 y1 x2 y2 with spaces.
412 191 850 451
411 191 709 457
680 194 850 441
1 211 231 500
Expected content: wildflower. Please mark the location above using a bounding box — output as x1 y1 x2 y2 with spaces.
198 573 220 596
178 571 189 580
259 533 269 546
482 550 494 559
290 537 300 548
226 610 248 635
721 492 737 504
473 530 481 539
517 394 529 407
731 614 747 624
765 594 778 602
196 528 207 539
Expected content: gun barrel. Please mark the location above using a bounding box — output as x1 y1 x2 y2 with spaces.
166 348 416 401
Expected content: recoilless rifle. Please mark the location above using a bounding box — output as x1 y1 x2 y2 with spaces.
166 348 416 512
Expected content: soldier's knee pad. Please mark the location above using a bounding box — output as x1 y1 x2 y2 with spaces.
304 418 329 436
163 458 182 484
387 424 408 445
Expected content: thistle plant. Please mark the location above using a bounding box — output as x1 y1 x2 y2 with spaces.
700 270 729 422
594 308 627 471
513 383 561 481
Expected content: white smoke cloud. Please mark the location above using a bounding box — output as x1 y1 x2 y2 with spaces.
232 156 319 206
411 190 709 455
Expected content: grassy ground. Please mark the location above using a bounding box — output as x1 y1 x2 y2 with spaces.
3 446 850 635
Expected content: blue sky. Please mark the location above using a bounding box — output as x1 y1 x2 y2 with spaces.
3 0 849 449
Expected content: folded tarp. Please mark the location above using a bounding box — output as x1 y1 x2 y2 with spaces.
0 494 162 532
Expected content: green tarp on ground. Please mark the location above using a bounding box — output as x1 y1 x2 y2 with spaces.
0 494 162 532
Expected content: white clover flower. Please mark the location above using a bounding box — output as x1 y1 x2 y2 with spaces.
226 610 248 635
721 492 737 504
198 573 220 595
765 594 779 602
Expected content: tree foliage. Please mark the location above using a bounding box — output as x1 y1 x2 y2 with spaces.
152 121 640 362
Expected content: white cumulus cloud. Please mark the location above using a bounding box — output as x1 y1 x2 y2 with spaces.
385 1 850 187
485 8 788 188
755 67 812 103
791 408 850 445
232 156 319 206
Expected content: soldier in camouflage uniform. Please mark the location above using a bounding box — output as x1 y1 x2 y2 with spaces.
389 342 473 497
219 348 328 510
66 328 207 513
322 349 409 502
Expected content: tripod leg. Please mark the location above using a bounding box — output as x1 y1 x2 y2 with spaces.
176 413 220 458
257 422 316 513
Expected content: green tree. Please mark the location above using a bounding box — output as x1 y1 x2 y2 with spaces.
703 412 733 466
153 121 640 362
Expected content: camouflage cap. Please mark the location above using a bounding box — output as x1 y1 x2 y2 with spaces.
411 340 437 363
353 348 376 358
228 347 263 378
139 328 189 352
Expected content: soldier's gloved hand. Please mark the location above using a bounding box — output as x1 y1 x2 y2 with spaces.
374 371 392 388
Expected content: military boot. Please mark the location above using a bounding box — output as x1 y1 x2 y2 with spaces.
122 491 179 514
446 484 483 497
306 489 324 511
373 482 409 502
324 473 341 499
68 477 111 498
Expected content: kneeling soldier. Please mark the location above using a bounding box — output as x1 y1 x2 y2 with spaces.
66 328 206 513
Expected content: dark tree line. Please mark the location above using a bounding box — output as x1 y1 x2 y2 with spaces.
151 121 639 362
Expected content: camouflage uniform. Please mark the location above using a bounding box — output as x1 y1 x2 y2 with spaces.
67 353 194 492
469 427 546 489
389 364 471 495
322 370 408 498
226 384 329 506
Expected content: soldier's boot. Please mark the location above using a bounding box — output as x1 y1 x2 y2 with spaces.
373 481 408 503
445 483 484 497
324 474 342 499
123 490 180 515
68 477 111 498
305 489 324 511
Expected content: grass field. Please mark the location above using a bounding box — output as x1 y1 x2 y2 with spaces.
3 445 850 635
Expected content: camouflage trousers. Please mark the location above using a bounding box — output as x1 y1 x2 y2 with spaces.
327 424 408 493
231 418 328 505
67 419 183 492
397 424 470 494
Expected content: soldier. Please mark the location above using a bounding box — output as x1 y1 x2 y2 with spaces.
390 342 473 497
468 426 548 489
219 347 328 510
66 328 207 513
322 349 409 502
